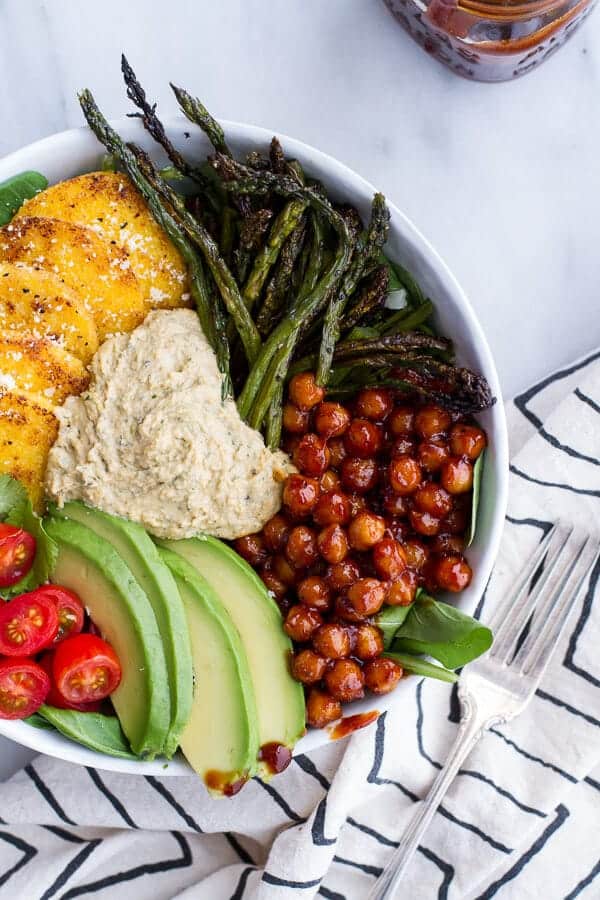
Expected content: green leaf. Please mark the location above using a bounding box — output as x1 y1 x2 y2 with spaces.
0 474 27 518
467 451 485 547
24 712 56 730
379 252 403 293
0 171 48 226
33 706 139 760
0 476 57 599
392 592 493 669
375 603 414 649
384 651 458 683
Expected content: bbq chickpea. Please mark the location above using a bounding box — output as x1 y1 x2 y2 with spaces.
441 457 474 494
272 554 297 586
306 688 342 728
327 438 348 468
417 439 450 473
325 659 365 702
431 533 465 555
326 559 361 592
292 649 328 685
282 403 311 435
313 490 351 526
320 470 341 492
341 457 379 494
298 576 332 611
389 456 422 495
435 554 473 592
313 622 351 659
283 474 320 518
403 538 430 572
348 511 386 551
383 488 410 518
388 406 415 436
450 423 486 460
385 518 411 544
288 372 325 410
364 657 403 694
387 569 418 606
410 508 442 537
293 433 331 476
372 537 407 581
334 594 369 624
285 525 319 569
414 405 452 439
391 437 416 458
355 388 393 422
284 605 322 641
344 419 383 458
355 623 384 661
314 402 351 438
414 482 452 518
262 514 291 553
317 524 349 564
443 500 470 535
259 562 287 600
347 578 386 617
347 493 368 517
234 533 268 567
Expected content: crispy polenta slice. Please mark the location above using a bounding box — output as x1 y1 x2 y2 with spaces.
0 390 58 511
0 263 99 364
0 331 89 405
0 217 146 340
18 172 191 309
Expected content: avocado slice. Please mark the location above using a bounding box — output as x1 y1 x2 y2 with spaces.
158 547 259 794
45 516 170 759
156 535 305 774
50 502 192 758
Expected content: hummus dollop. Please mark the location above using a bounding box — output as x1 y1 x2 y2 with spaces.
45 309 293 540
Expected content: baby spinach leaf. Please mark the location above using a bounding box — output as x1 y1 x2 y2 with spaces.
384 651 458 683
24 712 56 730
375 603 414 649
0 475 57 599
393 591 492 669
467 450 485 547
0 171 48 226
34 706 139 760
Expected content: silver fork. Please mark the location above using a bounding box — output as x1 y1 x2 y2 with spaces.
368 524 599 900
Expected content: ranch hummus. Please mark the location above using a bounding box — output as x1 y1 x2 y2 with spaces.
45 309 293 539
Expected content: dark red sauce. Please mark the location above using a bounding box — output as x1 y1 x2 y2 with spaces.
329 710 379 740
258 741 293 774
204 770 249 797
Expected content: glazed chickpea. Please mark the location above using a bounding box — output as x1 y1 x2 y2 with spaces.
314 401 351 438
441 457 474 494
410 508 442 537
389 456 422 495
388 406 415 436
306 688 342 728
414 482 452 518
443 501 470 535
313 622 351 659
382 488 410 518
293 433 331 476
354 623 384 661
347 493 368 517
417 439 450 473
326 559 361 592
403 538 430 572
340 457 379 494
327 437 348 468
284 604 322 641
435 554 473 592
313 490 351 527
282 403 311 435
325 659 365 702
298 576 332 611
355 388 393 422
348 511 386 551
234 533 268 567
283 474 321 518
259 562 287 600
262 514 291 553
387 569 418 606
291 649 328 685
431 533 465 555
450 423 486 460
334 594 369 624
364 657 403 694
273 554 297 586
282 434 301 457
344 419 383 458
320 469 341 492
317 524 349 565
347 578 386 617
385 518 411 544
391 436 416 458
288 372 325 410
414 405 451 439
372 537 407 581
285 526 319 569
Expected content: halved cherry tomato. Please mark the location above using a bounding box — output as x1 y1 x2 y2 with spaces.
53 634 121 704
29 586 85 644
0 590 59 656
38 652 101 712
0 524 36 588
0 657 50 719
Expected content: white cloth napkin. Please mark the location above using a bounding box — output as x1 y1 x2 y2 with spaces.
0 352 599 900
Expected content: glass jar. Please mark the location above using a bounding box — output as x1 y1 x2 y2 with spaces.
384 0 597 81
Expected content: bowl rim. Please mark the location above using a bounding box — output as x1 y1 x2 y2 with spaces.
0 116 509 775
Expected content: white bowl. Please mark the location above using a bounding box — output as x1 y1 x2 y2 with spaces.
0 118 509 774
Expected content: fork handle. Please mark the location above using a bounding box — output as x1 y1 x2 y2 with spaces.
367 691 493 900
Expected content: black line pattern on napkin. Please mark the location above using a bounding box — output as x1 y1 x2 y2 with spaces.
255 779 305 822
417 845 455 900
514 389 600 466
513 349 600 410
225 833 255 866
489 728 577 783
347 816 398 848
332 855 382 877
564 859 600 899
24 764 77 826
318 886 346 900
294 754 331 790
230 864 255 900
563 553 600 688
262 871 323 888
40 839 102 900
536 688 600 727
509 463 600 497
574 387 600 414
144 776 203 832
0 831 37 888
86 768 137 828
366 714 418 801
312 796 337 846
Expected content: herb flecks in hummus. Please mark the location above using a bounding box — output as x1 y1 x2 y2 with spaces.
45 309 293 539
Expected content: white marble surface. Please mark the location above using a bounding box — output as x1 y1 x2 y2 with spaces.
0 0 599 775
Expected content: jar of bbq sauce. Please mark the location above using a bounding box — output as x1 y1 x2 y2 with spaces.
384 0 597 81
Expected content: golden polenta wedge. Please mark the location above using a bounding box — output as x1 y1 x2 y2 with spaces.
0 390 58 511
0 263 99 365
0 216 146 340
18 172 191 309
0 331 89 405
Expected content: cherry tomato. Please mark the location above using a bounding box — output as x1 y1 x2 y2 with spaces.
29 586 84 644
53 634 122 704
0 524 36 588
0 657 50 719
0 590 59 656
38 652 101 712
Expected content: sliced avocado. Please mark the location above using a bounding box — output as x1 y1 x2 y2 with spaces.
156 535 305 774
44 516 170 759
158 547 259 794
50 502 192 758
